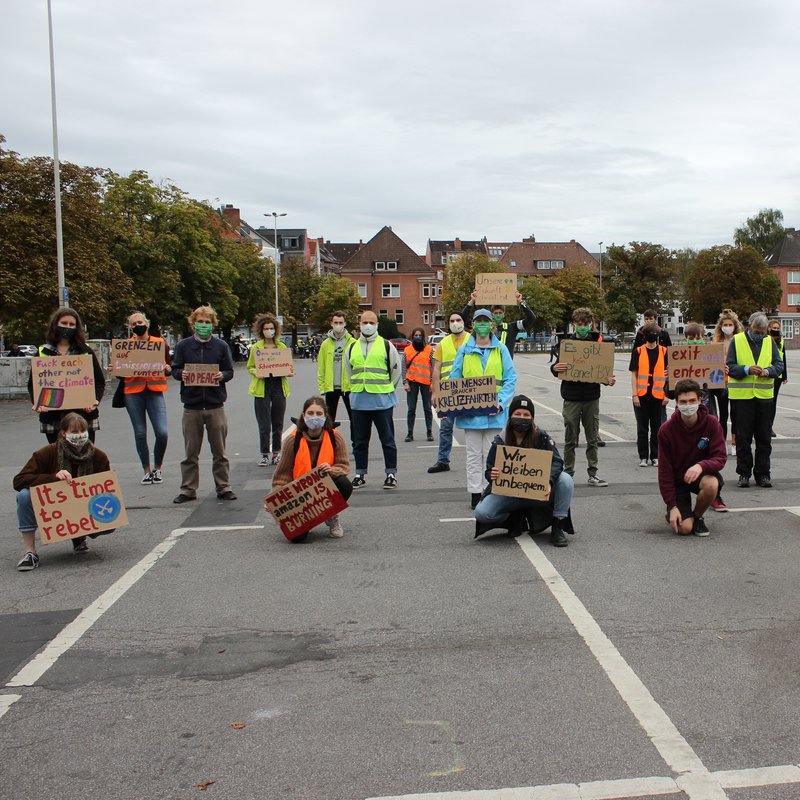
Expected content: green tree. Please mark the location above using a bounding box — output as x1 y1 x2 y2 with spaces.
603 242 677 315
308 275 361 329
442 253 508 318
548 266 607 328
227 245 277 330
280 257 323 338
734 208 785 257
685 244 782 323
377 315 402 339
518 276 565 332
605 295 638 333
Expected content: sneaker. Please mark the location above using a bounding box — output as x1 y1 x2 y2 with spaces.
756 476 773 488
587 475 608 487
72 538 89 552
327 515 344 538
383 474 397 489
272 453 281 466
729 442 736 456
650 458 658 467
352 475 366 489
597 439 606 447
639 459 648 468
737 475 750 488
140 472 153 485
471 492 482 509
426 431 434 442
693 517 710 537
259 455 271 467
427 462 450 473
550 518 568 547
217 490 237 500
404 434 414 442
711 497 728 512
173 494 196 504
16 552 39 572
151 469 163 483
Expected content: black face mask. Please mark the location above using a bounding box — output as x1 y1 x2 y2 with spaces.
412 337 424 351
57 326 76 341
132 324 148 336
769 330 781 338
645 333 658 343
510 418 533 433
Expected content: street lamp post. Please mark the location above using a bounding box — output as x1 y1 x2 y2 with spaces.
598 242 604 334
265 212 287 318
47 0 66 307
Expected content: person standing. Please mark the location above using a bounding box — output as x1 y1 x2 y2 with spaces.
449 309 517 509
658 379 727 537
402 327 434 442
629 321 669 467
462 290 536 359
710 309 743 455
428 312 470 473
171 305 236 503
345 311 402 489
551 307 616 486
247 313 291 466
28 307 105 444
767 319 787 437
548 329 559 364
726 312 783 488
121 311 171 485
317 311 355 438
633 309 673 349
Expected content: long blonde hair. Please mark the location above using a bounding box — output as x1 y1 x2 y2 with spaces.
712 309 743 342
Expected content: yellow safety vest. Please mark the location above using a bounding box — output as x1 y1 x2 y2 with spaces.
727 332 774 400
438 334 467 381
462 346 504 387
349 337 394 394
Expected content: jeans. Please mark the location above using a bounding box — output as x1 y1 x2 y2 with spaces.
436 415 455 464
180 407 231 496
124 389 169 469
352 408 397 475
406 381 432 435
731 398 773 479
254 382 287 454
16 488 37 532
325 390 353 446
475 472 574 523
633 399 663 460
562 398 600 476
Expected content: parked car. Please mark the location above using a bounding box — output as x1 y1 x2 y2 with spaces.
390 338 411 350
428 334 446 347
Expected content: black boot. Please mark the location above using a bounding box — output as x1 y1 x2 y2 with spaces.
471 493 482 510
550 518 568 547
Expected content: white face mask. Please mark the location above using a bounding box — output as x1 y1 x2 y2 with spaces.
360 323 377 337
262 328 275 339
304 414 325 430
678 404 699 417
332 323 345 334
449 321 464 334
65 432 90 447
721 325 734 335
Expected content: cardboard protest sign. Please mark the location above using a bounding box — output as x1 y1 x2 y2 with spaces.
182 363 220 386
253 347 295 378
31 354 96 410
558 340 615 384
264 467 348 541
30 469 128 545
436 376 498 418
110 338 165 378
493 445 553 501
668 343 726 389
474 273 517 305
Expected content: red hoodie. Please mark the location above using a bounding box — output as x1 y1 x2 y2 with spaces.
657 405 727 508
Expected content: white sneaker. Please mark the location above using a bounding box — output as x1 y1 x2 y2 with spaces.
327 515 344 538
729 443 735 456
587 474 608 487
650 458 658 467
639 459 648 467
259 455 270 467
151 468 163 483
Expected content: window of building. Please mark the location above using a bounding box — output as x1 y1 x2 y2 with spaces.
510 260 517 268
781 319 794 339
788 271 800 284
423 311 430 324
378 309 388 318
422 283 433 298
437 284 443 296
395 309 404 324
282 237 299 249
381 284 400 298
537 260 565 269
440 254 446 265
375 261 385 271
358 283 367 298
788 293 800 306
386 261 398 271
488 247 504 256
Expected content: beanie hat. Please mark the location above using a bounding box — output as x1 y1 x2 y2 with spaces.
508 394 534 416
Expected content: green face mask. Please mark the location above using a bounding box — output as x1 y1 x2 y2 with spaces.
474 322 492 337
686 339 704 345
575 324 591 337
194 322 213 338
492 313 504 324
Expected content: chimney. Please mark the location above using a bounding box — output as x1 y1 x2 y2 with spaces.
454 237 462 250
570 239 576 244
523 235 535 244
221 205 240 231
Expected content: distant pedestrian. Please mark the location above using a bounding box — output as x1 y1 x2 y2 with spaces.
767 319 787 437
463 290 536 359
247 313 291 466
171 305 236 503
633 309 673 349
548 330 559 364
629 321 669 467
270 396 352 539
402 327 434 442
6 341 25 357
710 309 743 455
317 311 355 439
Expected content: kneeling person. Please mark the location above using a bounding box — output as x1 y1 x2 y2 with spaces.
657 379 727 537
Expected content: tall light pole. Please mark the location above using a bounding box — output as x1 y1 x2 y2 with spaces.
265 212 287 318
47 0 66 307
598 241 603 292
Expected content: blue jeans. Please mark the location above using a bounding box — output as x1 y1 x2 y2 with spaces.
436 414 455 465
475 472 574 524
352 408 397 475
124 389 169 469
406 381 432 435
16 489 37 532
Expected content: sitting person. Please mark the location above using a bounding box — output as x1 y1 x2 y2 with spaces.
474 394 574 547
270 396 352 539
14 413 112 571
657 378 727 537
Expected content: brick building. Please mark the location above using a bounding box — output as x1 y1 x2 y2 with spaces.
765 227 800 347
498 236 599 277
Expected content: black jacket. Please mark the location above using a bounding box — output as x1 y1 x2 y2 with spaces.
484 429 564 488
171 335 234 410
550 331 605 401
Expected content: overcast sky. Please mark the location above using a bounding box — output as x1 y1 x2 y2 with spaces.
3 0 799 254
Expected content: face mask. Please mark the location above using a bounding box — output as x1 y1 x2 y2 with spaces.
57 325 76 341
332 324 345 334
645 333 659 343
262 328 275 339
360 323 377 337
65 432 89 447
721 325 734 335
304 415 325 430
449 321 464 334
575 324 591 337
132 324 148 337
686 339 704 345
750 332 765 344
492 313 504 324
412 335 424 347
770 330 781 338
678 404 699 417
474 322 492 337
510 418 533 432
194 322 213 338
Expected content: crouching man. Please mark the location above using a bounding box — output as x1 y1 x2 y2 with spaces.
657 378 727 536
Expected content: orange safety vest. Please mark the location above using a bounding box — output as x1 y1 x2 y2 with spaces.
635 344 667 399
403 344 433 386
124 335 169 394
292 430 336 479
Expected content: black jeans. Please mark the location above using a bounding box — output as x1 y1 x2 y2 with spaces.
351 408 397 474
325 391 353 444
633 398 663 460
731 398 772 479
708 388 730 438
331 474 353 501
406 381 432 435
254 383 286 454
771 381 783 430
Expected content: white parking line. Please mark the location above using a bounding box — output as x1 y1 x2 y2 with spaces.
0 694 22 721
726 506 800 514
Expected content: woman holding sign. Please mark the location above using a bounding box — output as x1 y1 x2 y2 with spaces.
474 395 573 547
121 311 172 485
248 313 292 466
270 396 351 539
13 413 112 571
28 307 105 444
